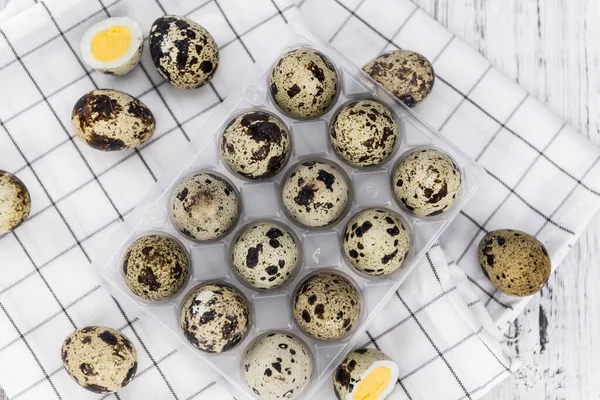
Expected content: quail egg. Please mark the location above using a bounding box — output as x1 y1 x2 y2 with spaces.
293 272 361 340
281 161 350 228
232 222 300 290
180 283 251 353
150 15 219 88
270 48 339 118
61 326 137 394
170 172 240 242
243 332 314 400
329 100 398 167
80 17 143 76
122 234 189 301
221 110 291 179
343 209 410 277
478 229 551 297
393 148 462 217
363 50 435 107
0 171 31 234
72 89 155 151
333 348 399 400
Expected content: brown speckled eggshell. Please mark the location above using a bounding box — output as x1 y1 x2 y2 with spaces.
292 272 361 340
71 89 155 151
242 332 314 400
61 326 138 394
221 111 291 180
343 208 411 277
281 161 350 228
232 222 300 290
122 234 189 301
392 148 462 217
0 170 31 234
170 172 240 242
149 15 219 89
270 48 339 119
363 50 435 107
478 229 551 296
329 100 398 167
180 283 251 353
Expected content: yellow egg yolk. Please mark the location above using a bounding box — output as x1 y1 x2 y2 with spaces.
91 26 131 62
353 367 391 400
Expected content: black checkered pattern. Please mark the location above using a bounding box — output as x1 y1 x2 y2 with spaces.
1 0 599 399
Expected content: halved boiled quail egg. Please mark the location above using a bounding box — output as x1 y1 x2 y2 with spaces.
333 348 399 400
81 17 143 75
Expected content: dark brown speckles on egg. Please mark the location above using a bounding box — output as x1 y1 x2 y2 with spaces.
180 283 250 353
282 161 350 228
329 100 399 167
122 234 189 301
0 171 31 234
221 111 291 179
149 15 219 89
270 48 339 118
293 272 360 340
243 332 313 400
363 50 435 107
71 89 155 151
232 222 300 290
343 209 411 276
393 148 462 217
170 172 240 242
478 229 551 296
61 326 138 394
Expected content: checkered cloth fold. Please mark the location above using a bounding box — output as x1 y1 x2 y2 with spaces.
0 0 599 399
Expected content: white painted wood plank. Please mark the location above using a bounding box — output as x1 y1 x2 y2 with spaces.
411 0 600 399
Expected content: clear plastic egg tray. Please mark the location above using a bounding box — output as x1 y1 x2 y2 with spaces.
97 19 485 400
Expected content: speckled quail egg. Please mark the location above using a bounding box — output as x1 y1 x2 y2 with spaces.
293 272 361 340
150 15 219 89
232 222 300 290
61 326 137 394
270 48 339 118
478 229 551 297
392 148 462 217
122 234 189 301
71 89 155 151
281 161 350 228
343 209 411 277
180 283 251 353
363 50 435 107
80 17 143 76
330 100 399 167
221 110 291 179
0 171 30 234
243 332 314 400
333 348 399 400
170 172 240 242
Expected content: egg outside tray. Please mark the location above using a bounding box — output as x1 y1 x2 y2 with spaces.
97 19 486 400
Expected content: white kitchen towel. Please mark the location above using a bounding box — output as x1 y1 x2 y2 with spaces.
0 1 598 400
0 0 35 22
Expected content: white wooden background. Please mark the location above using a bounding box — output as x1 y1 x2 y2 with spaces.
1 0 599 399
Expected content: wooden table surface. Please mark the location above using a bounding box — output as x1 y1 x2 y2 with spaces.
1 0 598 399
